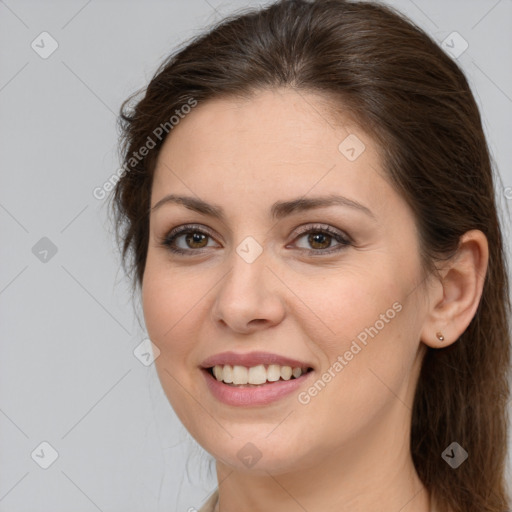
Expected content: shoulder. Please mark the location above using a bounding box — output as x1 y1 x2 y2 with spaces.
197 488 218 512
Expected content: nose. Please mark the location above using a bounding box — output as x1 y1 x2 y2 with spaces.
210 248 286 334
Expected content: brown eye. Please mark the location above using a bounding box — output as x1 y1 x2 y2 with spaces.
293 224 352 254
307 232 332 250
185 232 209 249
161 224 219 254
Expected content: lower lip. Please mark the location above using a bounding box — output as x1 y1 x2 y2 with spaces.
201 368 314 406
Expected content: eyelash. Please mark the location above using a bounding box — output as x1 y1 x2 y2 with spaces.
159 223 352 256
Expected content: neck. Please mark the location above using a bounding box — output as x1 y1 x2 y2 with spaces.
215 434 429 512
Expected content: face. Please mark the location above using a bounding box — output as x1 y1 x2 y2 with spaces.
142 88 430 475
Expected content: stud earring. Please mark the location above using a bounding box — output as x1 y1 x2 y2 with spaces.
436 332 445 342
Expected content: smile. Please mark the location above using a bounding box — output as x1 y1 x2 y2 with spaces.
201 365 314 406
209 363 312 386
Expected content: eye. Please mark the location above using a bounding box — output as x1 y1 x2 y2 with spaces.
290 223 352 254
159 222 352 256
160 224 219 254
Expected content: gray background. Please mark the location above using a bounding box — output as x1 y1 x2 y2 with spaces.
1 0 511 511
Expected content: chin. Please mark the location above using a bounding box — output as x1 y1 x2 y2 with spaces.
199 434 317 476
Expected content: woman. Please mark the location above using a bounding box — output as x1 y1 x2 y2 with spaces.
109 1 511 511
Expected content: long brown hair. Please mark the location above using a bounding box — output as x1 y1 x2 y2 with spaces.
108 1 511 510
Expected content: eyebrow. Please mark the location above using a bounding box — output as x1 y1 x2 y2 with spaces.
150 193 375 220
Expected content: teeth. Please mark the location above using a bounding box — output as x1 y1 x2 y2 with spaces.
281 366 292 380
292 367 302 378
210 364 308 385
222 364 233 383
212 365 223 380
233 365 248 385
267 364 281 382
248 364 267 385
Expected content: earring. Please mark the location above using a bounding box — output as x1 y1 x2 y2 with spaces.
436 332 445 342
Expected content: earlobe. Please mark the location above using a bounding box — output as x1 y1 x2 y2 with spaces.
420 230 489 349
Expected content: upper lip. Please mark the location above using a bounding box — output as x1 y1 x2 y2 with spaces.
200 351 314 370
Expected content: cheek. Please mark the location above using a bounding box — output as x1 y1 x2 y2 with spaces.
295 260 420 411
141 260 199 357
141 261 208 430
294 262 405 353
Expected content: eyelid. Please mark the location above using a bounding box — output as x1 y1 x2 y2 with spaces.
291 222 352 243
165 223 218 242
160 222 352 255
287 223 352 255
159 223 221 254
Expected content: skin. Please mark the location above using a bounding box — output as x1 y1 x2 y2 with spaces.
142 87 488 512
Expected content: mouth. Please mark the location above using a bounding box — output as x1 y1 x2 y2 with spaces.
199 351 316 405
204 364 314 387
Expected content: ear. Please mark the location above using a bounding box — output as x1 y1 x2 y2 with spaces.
420 230 489 348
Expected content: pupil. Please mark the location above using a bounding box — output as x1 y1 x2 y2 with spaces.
187 232 207 248
309 232 330 249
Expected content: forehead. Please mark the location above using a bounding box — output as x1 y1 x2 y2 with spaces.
151 88 390 214
159 88 358 158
